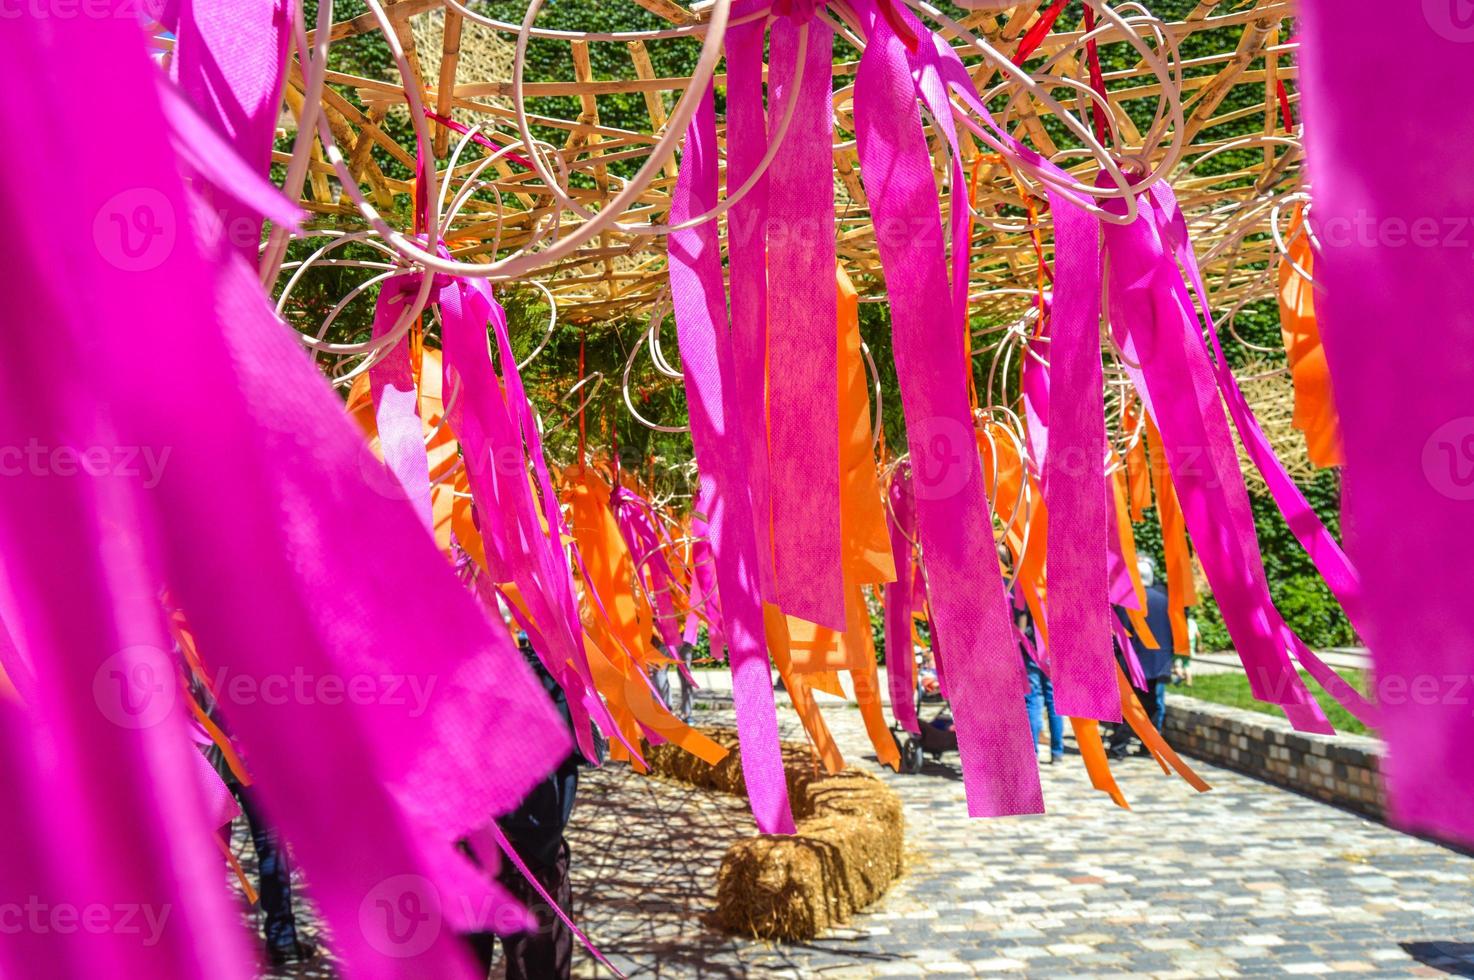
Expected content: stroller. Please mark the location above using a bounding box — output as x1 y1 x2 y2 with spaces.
892 655 958 774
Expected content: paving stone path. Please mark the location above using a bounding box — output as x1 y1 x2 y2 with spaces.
244 700 1474 978
559 703 1474 979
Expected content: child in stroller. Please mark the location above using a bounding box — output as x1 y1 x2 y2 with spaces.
894 644 958 774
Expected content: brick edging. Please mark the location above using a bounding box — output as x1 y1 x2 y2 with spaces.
1162 697 1385 818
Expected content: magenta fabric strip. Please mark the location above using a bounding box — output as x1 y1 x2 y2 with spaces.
170 0 295 263
368 279 434 528
1149 181 1371 722
155 80 302 239
1022 333 1050 469
439 279 632 765
0 598 36 704
476 824 627 978
0 315 253 976
1104 475 1139 608
1041 194 1118 721
1297 0 1474 844
1102 189 1331 733
1112 616 1148 692
721 19 779 602
2 14 569 976
688 499 727 660
885 466 921 735
611 486 684 651
1149 182 1365 637
924 573 951 702
853 0 1041 816
668 83 797 835
765 15 846 629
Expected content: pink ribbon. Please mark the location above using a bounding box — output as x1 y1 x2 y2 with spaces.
1042 193 1118 721
668 83 796 835
2 12 568 976
853 0 1042 816
1297 0 1474 845
610 485 685 652
1102 185 1333 734
765 16 846 629
884 466 921 735
367 276 434 528
439 277 636 766
169 0 296 262
1151 182 1365 639
722 17 779 603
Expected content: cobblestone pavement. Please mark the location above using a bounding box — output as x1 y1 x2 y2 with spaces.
241 700 1474 979
560 703 1474 979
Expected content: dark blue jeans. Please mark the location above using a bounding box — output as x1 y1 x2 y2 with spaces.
1149 677 1168 732
1109 676 1169 753
235 785 300 952
1024 658 1064 759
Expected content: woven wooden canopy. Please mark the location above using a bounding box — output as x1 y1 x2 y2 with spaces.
269 0 1302 328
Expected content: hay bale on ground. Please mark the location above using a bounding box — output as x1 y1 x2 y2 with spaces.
646 726 905 941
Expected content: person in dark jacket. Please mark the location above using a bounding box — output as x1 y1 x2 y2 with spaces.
1109 558 1177 759
464 633 582 980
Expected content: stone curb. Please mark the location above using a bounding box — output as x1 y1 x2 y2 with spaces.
1163 697 1385 818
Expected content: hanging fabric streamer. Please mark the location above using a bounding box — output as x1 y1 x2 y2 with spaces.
853 0 1042 816
1042 193 1118 721
168 0 295 264
564 467 729 766
668 82 797 835
0 13 571 976
1103 187 1337 734
1297 0 1474 845
1143 417 1196 654
1151 182 1365 641
366 278 435 527
722 15 779 601
1277 204 1343 468
884 465 921 736
765 12 846 630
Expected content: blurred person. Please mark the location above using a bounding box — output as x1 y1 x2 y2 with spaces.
997 545 1062 763
651 634 698 723
1017 602 1063 764
1174 612 1199 686
1110 557 1175 759
464 631 582 980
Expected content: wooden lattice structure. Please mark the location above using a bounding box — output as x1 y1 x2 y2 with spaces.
261 0 1304 327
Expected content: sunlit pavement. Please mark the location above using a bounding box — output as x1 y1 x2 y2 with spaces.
563 701 1474 979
